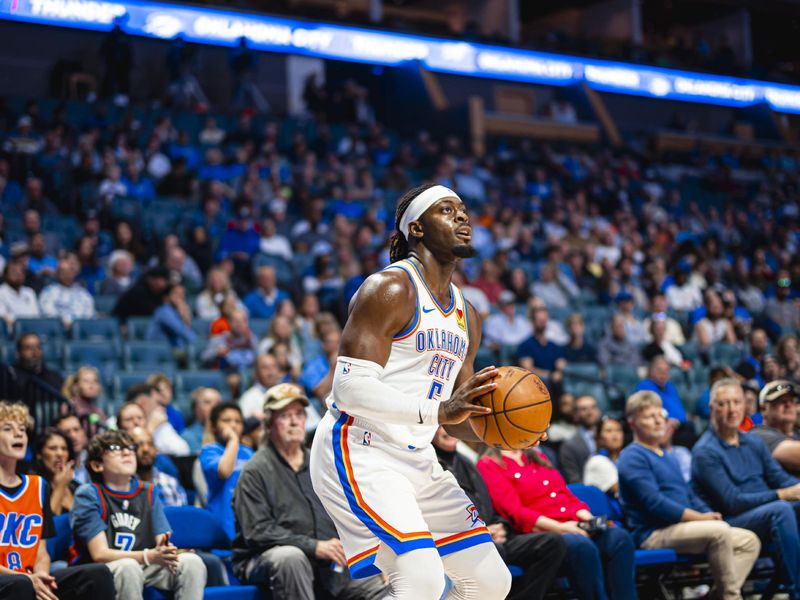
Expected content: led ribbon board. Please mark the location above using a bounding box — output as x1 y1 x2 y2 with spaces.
2 0 800 114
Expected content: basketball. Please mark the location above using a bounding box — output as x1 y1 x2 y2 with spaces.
470 366 552 450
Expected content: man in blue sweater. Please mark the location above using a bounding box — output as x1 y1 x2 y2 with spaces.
619 390 760 600
692 378 800 599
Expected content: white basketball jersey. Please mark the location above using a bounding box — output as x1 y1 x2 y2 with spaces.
327 258 470 449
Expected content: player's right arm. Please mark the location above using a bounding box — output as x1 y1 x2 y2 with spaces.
334 270 495 426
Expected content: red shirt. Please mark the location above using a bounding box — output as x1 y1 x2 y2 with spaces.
477 452 589 534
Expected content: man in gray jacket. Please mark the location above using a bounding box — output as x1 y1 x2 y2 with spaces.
232 382 386 599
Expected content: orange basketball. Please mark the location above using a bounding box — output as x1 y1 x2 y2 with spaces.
469 366 552 450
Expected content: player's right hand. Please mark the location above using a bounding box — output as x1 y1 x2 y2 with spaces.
315 538 347 567
437 366 497 425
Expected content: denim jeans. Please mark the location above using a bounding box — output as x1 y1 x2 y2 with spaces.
562 527 637 600
727 500 800 599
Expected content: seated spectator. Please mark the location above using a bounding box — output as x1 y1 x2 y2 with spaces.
558 395 601 484
615 291 647 346
515 305 566 379
55 414 90 485
257 314 304 367
126 384 190 457
210 294 237 336
665 262 703 312
259 217 292 261
531 263 579 311
202 309 258 397
239 353 286 420
112 266 170 322
39 253 95 328
451 270 490 320
61 366 107 435
146 283 197 353
739 328 769 388
563 313 596 363
70 430 207 598
217 205 260 266
27 232 57 279
433 427 567 600
483 290 532 350
692 378 800 597
0 258 39 327
751 380 800 477
243 265 289 321
765 271 800 335
75 235 105 294
583 416 624 505
98 249 135 297
33 427 78 515
182 386 221 454
636 356 695 448
299 329 340 409
547 392 577 444
776 335 800 383
147 373 185 434
0 402 115 599
598 314 642 368
115 400 180 478
11 332 63 392
642 317 684 367
130 426 188 507
200 402 253 540
663 415 692 482
195 266 242 321
619 391 760 599
478 447 637 600
472 259 505 306
693 290 736 352
232 384 386 599
643 293 686 346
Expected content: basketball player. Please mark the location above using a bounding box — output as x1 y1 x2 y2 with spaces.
310 184 513 599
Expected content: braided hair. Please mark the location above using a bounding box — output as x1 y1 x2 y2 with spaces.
388 183 437 263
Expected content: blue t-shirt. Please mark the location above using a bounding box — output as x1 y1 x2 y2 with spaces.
200 442 254 540
514 335 565 372
242 288 289 320
300 355 329 397
635 379 687 423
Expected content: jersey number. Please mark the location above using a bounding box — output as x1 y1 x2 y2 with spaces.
6 552 21 571
114 533 136 552
427 380 444 400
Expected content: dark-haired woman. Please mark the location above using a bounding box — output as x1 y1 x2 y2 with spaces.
33 428 79 514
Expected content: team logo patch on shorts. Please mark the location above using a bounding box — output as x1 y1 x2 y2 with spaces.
342 362 351 375
465 503 484 527
362 431 372 446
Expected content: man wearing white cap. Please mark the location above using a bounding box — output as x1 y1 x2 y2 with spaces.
752 380 800 476
310 184 512 599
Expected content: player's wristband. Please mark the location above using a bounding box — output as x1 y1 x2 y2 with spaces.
142 549 150 566
332 356 441 426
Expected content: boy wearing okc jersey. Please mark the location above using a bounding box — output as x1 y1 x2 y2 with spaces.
310 183 513 599
0 402 114 600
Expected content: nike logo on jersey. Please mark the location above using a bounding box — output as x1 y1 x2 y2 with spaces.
422 306 436 313
418 407 424 424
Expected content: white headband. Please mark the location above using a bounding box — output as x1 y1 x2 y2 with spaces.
399 185 459 240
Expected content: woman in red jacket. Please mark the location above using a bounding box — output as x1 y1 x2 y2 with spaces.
477 448 637 600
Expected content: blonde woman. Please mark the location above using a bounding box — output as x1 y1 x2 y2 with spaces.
196 267 244 320
62 366 107 435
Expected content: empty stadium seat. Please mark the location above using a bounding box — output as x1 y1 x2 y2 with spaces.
710 343 743 367
46 513 71 563
72 318 121 343
113 371 162 403
175 370 228 398
63 341 120 382
249 318 270 339
126 316 152 341
14 318 65 341
124 341 176 371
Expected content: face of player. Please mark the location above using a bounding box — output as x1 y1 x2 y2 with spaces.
39 434 69 474
269 401 306 448
58 416 88 453
415 198 476 260
0 420 27 461
118 404 146 432
631 405 666 446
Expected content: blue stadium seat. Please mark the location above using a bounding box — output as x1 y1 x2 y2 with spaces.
94 295 119 316
191 319 213 339
604 364 641 397
63 341 120 381
249 318 270 339
563 362 600 380
567 484 610 515
175 370 228 398
14 318 65 341
710 343 743 367
46 513 71 562
113 371 161 403
127 317 152 341
124 341 176 371
72 318 121 343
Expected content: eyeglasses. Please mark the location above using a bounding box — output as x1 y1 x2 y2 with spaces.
778 278 792 288
103 443 137 454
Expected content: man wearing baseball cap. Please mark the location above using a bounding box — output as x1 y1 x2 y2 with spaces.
752 381 800 476
231 383 386 600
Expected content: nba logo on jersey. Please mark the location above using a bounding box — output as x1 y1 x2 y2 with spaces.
342 362 351 375
464 504 483 527
362 431 372 446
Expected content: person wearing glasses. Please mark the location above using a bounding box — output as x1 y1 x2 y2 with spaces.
69 430 207 600
752 381 800 477
692 378 800 600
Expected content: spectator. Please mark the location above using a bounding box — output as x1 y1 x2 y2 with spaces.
751 381 800 477
232 384 386 599
217 205 260 265
548 392 577 444
32 427 78 515
98 249 135 297
0 402 115 599
765 271 800 335
39 254 95 327
692 378 800 597
200 402 254 540
665 262 703 312
182 387 221 454
531 263 579 310
114 400 179 480
210 294 237 336
515 305 566 378
146 284 197 352
70 430 207 598
27 232 57 279
663 415 693 483
243 265 290 321
615 291 647 345
130 426 188 507
643 293 686 346
12 332 63 392
641 317 685 367
257 314 303 368
195 267 242 321
693 290 736 352
635 356 687 425
563 313 596 363
147 373 185 434
472 259 505 306
739 328 769 388
0 258 39 327
433 427 567 600
483 290 532 350
55 414 90 485
776 335 800 383
75 235 105 293
619 391 760 599
299 329 340 407
126 384 190 457
202 309 258 396
583 416 624 502
478 447 637 600
559 394 601 484
112 266 170 322
597 314 642 368
61 366 107 434
163 244 202 293
239 353 285 420
451 270 491 321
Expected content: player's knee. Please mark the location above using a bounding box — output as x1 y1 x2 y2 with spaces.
391 551 445 600
472 550 512 599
